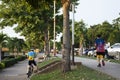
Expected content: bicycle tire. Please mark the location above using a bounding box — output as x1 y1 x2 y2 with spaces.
27 66 33 78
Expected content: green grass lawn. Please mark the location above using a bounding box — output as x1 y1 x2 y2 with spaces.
107 59 120 64
37 57 61 68
31 57 116 80
81 55 120 64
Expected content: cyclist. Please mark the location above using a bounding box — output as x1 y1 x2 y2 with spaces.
27 49 37 74
95 34 105 67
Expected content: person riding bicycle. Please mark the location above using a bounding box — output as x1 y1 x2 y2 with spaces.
27 49 37 74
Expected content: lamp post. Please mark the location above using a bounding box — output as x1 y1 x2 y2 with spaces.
53 0 56 56
71 3 75 65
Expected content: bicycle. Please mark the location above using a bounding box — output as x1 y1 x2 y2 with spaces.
27 64 34 78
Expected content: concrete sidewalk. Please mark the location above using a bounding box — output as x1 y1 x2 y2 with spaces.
0 60 28 80
75 57 120 80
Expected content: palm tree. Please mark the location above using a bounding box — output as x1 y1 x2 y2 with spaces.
7 37 26 56
0 33 8 62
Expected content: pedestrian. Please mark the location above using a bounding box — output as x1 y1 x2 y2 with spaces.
95 34 105 67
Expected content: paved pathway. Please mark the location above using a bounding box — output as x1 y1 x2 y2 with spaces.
0 60 28 80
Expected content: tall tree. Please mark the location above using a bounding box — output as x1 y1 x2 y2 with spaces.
112 17 120 31
25 0 79 72
61 0 71 72
73 20 87 55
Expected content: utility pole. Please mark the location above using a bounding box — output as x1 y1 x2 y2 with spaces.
71 3 75 65
53 0 56 56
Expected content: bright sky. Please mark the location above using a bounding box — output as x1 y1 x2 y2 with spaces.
74 0 120 26
1 0 120 39
1 27 25 39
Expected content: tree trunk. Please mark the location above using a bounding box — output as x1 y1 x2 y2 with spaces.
62 0 71 72
0 45 3 62
44 29 49 57
79 34 84 56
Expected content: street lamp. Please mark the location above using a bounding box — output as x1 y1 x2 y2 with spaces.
71 3 75 65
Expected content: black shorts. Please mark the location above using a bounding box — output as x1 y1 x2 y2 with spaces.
28 60 37 66
96 52 105 56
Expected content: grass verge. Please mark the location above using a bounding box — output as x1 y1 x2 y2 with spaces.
37 57 61 68
31 57 116 80
80 55 120 64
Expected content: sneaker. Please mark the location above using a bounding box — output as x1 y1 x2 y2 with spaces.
97 63 101 67
102 60 105 66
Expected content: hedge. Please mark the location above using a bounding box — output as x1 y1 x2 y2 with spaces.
0 55 26 69
0 62 5 69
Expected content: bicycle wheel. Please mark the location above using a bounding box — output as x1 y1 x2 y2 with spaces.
27 66 33 78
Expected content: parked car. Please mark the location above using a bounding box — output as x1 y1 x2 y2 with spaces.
87 49 96 57
38 52 46 60
83 48 96 57
83 49 89 55
107 43 120 58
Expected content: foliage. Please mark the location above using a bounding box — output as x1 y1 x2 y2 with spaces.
0 62 5 69
86 20 120 47
0 33 27 56
0 0 64 50
2 58 17 67
7 37 26 53
73 20 87 48
0 33 8 61
0 33 8 47
15 55 27 61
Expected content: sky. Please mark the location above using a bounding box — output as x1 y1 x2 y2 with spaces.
1 27 25 39
1 0 120 39
73 0 120 26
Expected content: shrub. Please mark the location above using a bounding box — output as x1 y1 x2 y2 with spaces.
0 62 5 69
3 55 15 59
1 55 26 68
15 55 26 61
2 58 18 67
